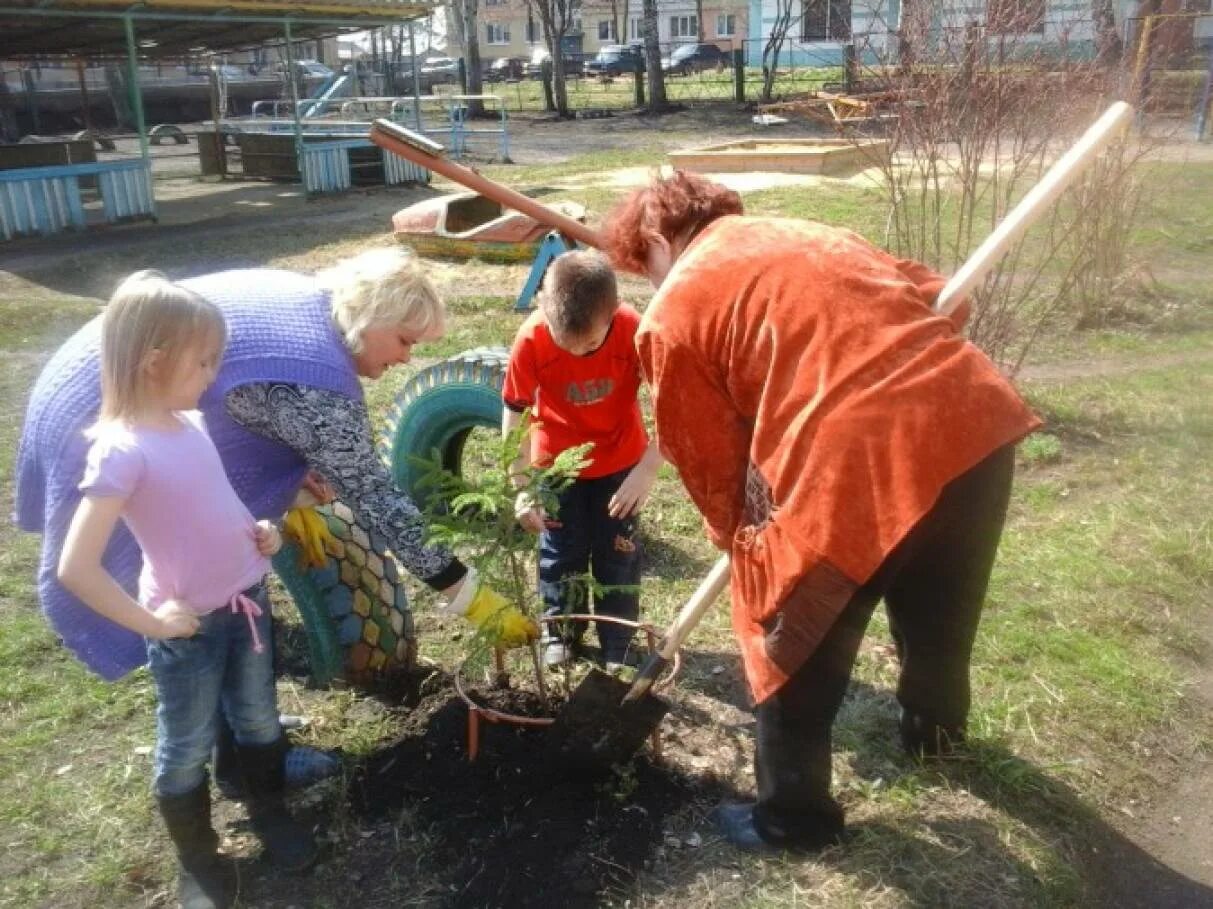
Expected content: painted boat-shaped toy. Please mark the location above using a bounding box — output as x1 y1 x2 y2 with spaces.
392 191 587 263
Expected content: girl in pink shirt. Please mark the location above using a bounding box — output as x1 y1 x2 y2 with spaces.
58 272 316 909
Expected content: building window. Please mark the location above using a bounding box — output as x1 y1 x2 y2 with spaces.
598 19 616 40
631 17 644 40
716 13 736 36
526 17 540 42
486 22 511 44
484 0 505 6
669 14 698 38
985 0 1046 34
801 0 850 40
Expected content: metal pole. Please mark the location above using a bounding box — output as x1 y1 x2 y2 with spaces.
408 20 422 129
75 58 94 134
283 18 303 155
123 14 149 160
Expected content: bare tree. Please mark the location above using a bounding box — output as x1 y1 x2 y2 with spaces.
695 0 705 40
460 0 487 114
761 0 803 102
524 0 579 115
641 0 668 109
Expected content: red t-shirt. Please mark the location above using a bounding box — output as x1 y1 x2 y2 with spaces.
502 304 648 479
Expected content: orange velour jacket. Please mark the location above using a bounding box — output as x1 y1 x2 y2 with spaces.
635 216 1042 703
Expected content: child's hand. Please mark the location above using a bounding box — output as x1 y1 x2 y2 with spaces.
254 520 282 556
608 460 659 519
514 491 547 534
151 600 200 639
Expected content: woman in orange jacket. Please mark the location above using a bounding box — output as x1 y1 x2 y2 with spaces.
603 172 1041 852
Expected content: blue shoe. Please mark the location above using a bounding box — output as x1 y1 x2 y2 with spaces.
712 803 783 854
284 744 342 788
214 745 341 800
712 802 845 854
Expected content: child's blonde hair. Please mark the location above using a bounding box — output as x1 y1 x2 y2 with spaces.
97 270 226 424
319 247 445 354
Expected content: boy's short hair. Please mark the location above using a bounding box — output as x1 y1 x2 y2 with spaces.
540 250 618 337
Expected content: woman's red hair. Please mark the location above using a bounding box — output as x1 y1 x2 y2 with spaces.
602 171 744 274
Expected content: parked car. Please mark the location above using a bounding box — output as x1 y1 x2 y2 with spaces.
584 44 644 78
420 56 461 86
525 47 585 80
662 42 728 76
394 56 462 94
485 56 527 83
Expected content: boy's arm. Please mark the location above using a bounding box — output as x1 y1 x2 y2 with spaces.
607 440 664 519
501 406 532 490
58 496 198 640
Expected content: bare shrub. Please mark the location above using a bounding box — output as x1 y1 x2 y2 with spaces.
847 10 1160 371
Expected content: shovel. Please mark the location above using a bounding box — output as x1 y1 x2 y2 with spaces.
543 100 1135 773
546 556 731 770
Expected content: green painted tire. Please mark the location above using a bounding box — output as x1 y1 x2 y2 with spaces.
381 346 509 501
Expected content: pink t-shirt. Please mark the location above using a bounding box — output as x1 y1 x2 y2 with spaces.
79 411 270 614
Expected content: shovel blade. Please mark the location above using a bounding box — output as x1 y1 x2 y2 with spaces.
546 669 670 771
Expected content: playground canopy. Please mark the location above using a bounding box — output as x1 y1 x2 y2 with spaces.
0 0 433 59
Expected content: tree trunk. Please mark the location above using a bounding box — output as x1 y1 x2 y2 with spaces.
611 0 622 46
552 53 570 115
462 0 486 115
695 0 705 40
642 0 667 109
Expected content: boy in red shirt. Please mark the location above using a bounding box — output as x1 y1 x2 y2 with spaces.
502 250 662 669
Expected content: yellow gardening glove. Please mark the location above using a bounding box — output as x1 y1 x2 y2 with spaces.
282 506 332 569
448 570 538 649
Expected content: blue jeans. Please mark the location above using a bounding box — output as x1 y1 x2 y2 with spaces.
146 582 281 797
539 466 642 662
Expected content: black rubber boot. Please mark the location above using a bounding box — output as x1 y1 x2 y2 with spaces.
157 781 237 909
237 738 319 872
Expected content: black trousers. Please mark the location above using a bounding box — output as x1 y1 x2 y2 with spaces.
752 443 1016 845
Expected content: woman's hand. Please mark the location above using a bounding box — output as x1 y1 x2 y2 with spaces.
254 520 283 556
301 470 337 505
150 600 200 639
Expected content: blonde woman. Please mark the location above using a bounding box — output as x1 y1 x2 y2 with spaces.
18 248 536 682
56 272 310 909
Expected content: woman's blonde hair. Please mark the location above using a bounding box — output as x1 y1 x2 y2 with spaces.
97 270 226 424
320 247 445 353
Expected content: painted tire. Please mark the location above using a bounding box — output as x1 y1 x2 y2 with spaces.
380 346 509 502
274 504 416 688
275 347 506 688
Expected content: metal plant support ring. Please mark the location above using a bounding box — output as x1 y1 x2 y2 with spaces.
454 614 683 762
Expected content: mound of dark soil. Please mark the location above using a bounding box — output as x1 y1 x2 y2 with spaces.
350 671 716 908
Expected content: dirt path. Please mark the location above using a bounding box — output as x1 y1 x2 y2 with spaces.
1085 625 1213 908
1022 344 1213 907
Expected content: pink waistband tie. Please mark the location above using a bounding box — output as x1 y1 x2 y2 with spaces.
230 593 265 654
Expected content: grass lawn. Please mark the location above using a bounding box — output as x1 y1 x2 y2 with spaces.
0 129 1210 908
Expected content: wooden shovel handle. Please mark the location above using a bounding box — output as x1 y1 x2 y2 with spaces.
655 555 731 661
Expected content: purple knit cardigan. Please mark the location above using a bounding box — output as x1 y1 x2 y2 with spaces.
13 269 362 680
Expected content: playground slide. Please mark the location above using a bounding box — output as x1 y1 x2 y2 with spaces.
300 70 355 118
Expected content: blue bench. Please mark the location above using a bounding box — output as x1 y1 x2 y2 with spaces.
0 158 155 241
